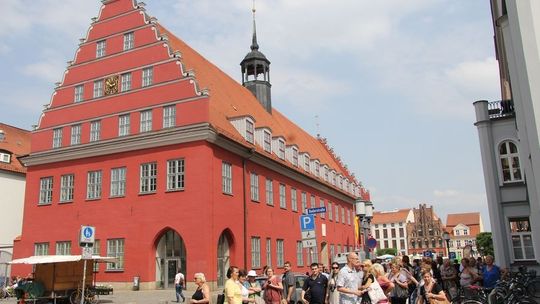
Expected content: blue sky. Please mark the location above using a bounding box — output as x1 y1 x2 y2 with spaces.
0 0 499 230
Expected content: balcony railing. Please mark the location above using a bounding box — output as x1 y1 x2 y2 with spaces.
488 99 514 119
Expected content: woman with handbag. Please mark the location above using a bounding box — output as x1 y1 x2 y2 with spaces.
262 268 283 304
371 264 392 304
389 262 409 304
417 271 449 304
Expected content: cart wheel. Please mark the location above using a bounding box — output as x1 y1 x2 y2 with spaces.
69 290 81 304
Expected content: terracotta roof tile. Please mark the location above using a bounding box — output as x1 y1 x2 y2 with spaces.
446 213 481 227
158 24 363 196
372 209 411 224
0 123 31 174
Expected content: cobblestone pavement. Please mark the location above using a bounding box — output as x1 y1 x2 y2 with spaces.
1 289 208 304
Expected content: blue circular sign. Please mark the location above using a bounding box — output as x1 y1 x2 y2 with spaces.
367 237 377 249
83 227 94 238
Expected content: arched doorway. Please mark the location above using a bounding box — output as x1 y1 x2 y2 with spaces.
217 230 234 288
155 229 187 289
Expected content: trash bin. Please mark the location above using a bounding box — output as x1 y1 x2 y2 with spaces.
132 276 140 291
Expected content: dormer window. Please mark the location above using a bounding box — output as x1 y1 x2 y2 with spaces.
314 161 320 177
245 120 255 143
292 147 298 166
303 154 310 172
323 166 329 182
278 139 285 160
0 152 11 163
263 130 271 153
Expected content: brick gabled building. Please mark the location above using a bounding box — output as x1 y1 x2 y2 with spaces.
12 0 369 290
406 204 446 256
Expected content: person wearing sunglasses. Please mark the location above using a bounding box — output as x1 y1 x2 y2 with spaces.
326 262 341 304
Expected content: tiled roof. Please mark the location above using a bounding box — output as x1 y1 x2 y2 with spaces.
158 24 363 195
0 123 31 174
372 209 411 224
446 212 481 227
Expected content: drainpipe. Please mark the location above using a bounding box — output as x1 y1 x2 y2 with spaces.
242 149 254 269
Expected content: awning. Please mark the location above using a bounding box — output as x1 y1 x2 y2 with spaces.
9 255 117 265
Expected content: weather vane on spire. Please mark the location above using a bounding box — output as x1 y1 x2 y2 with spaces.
250 0 259 51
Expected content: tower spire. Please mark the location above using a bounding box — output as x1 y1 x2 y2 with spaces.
251 0 259 51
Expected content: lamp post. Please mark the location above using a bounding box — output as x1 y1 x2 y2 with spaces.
355 199 373 260
442 231 450 258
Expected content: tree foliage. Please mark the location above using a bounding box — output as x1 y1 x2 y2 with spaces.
476 232 494 257
376 248 398 256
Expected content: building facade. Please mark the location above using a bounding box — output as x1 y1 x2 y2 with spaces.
406 204 446 257
474 0 539 270
12 0 369 290
0 123 30 279
445 213 484 259
370 209 413 256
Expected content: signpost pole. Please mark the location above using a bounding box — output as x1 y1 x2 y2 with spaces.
80 244 87 304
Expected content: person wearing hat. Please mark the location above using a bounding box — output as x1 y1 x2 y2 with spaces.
244 270 263 304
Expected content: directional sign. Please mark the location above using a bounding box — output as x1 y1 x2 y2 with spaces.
80 225 95 245
302 239 317 248
301 230 317 239
82 246 93 259
307 207 327 214
300 215 315 231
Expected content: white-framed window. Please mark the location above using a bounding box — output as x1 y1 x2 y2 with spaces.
499 141 523 183
90 120 101 142
123 32 134 50
250 172 259 201
278 139 285 159
70 124 81 145
93 240 101 272
251 237 261 268
301 192 307 213
60 174 74 202
118 114 130 136
328 202 333 221
304 154 310 172
34 243 49 256
266 178 273 205
140 110 152 132
266 238 272 267
279 183 286 209
296 241 303 266
320 199 325 219
110 167 126 197
341 207 345 224
107 238 124 270
263 131 271 153
510 217 535 260
74 84 84 102
142 67 153 87
121 72 132 92
167 159 185 191
56 241 71 255
314 161 320 177
292 147 299 166
291 188 298 211
96 40 106 58
39 177 53 205
163 105 176 128
93 79 104 98
323 166 329 182
222 162 233 194
52 128 63 148
330 244 335 260
335 204 339 222
276 239 284 267
347 209 351 225
140 162 157 193
87 170 102 199
0 152 10 163
310 195 316 215
246 119 254 143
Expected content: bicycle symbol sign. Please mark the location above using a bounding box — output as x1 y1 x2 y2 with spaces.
83 227 93 238
79 225 95 245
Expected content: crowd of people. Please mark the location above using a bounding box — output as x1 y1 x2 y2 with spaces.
179 254 501 304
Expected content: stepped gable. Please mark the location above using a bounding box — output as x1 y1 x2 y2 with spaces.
159 25 357 187
0 123 31 174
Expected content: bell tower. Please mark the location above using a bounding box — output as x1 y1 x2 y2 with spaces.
240 4 272 113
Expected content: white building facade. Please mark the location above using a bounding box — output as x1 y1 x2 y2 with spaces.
370 209 414 256
474 0 539 270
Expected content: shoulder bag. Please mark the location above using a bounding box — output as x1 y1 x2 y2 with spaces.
367 280 387 303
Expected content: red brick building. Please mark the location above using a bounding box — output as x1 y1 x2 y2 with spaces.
12 0 369 290
406 204 446 256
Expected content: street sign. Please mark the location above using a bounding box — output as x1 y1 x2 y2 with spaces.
80 225 95 245
302 239 317 248
449 252 456 260
367 237 377 249
423 250 432 258
301 230 316 239
299 215 315 231
307 207 326 214
82 246 93 259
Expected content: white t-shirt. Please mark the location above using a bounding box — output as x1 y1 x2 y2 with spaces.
175 272 185 285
